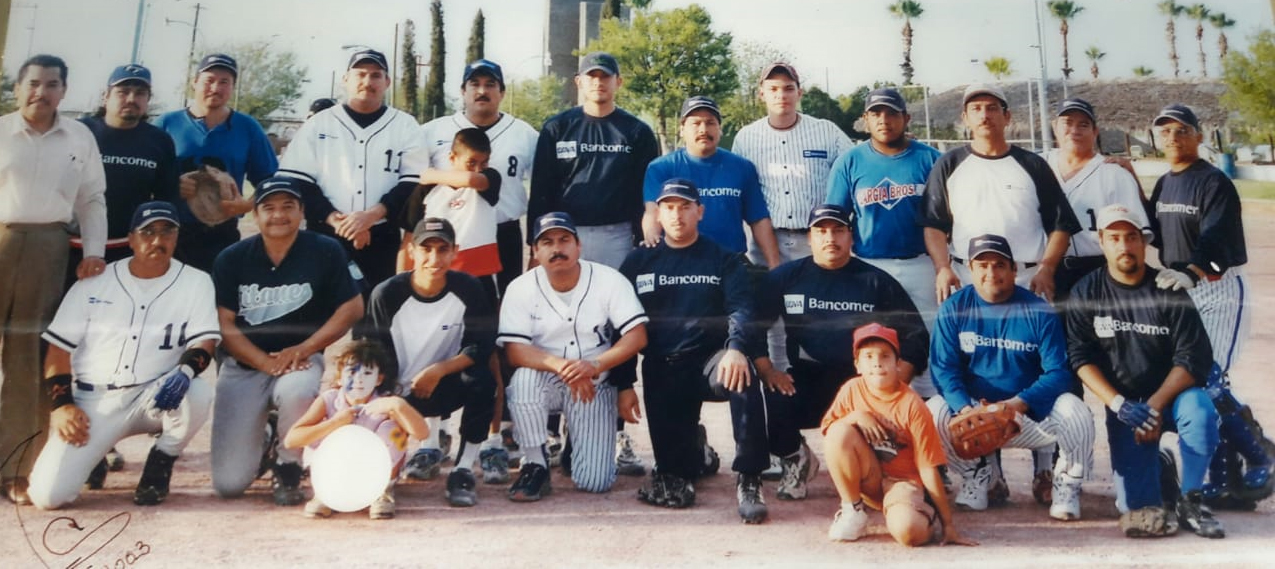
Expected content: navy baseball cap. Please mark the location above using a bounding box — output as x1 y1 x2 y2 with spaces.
967 234 1014 263
254 176 304 204
309 97 338 114
197 54 238 78
656 178 700 203
962 83 1008 107
1056 98 1096 122
1153 103 1200 131
865 88 907 112
108 64 152 87
462 59 505 88
412 217 456 246
348 49 389 72
760 62 800 86
131 201 181 231
578 52 619 76
532 212 578 240
679 96 721 121
808 204 852 227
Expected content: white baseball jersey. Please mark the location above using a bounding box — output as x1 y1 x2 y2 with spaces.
731 113 855 230
1043 150 1148 258
278 105 424 214
43 259 221 386
416 112 538 224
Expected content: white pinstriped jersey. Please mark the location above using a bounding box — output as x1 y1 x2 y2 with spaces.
277 105 424 214
1043 150 1147 258
416 112 538 224
43 260 220 387
731 113 854 230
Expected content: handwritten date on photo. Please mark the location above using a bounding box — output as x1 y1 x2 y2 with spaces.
42 512 153 569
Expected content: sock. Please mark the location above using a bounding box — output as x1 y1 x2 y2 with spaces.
457 442 481 471
423 418 440 449
842 500 863 511
480 432 502 450
523 445 547 468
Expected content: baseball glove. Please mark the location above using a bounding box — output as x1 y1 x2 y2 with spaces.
182 165 238 227
948 401 1022 460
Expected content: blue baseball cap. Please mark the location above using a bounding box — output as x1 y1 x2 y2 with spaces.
108 64 152 87
130 201 181 231
348 49 389 72
533 212 578 240
1056 98 1096 122
967 234 1014 263
1153 103 1200 131
865 88 906 112
578 52 619 76
254 176 304 205
197 53 238 78
462 59 505 89
656 178 699 203
808 204 852 227
679 96 721 121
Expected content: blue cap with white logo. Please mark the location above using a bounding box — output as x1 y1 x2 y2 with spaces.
808 204 852 227
130 201 181 231
656 178 700 203
108 64 152 87
967 234 1014 263
533 212 578 240
254 176 304 204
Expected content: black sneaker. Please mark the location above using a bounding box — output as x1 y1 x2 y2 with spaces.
1177 490 1226 538
508 462 551 502
133 447 177 506
736 473 767 524
447 468 479 507
86 458 108 490
638 473 695 509
272 462 305 506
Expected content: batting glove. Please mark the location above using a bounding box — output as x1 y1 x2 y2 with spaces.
154 365 194 411
1109 395 1159 433
1155 268 1197 291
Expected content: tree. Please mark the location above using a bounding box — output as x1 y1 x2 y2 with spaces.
718 40 791 146
422 0 446 121
399 19 420 119
1185 4 1210 77
215 41 307 121
602 0 622 19
1158 1 1184 78
505 75 567 130
0 73 14 115
984 57 1013 81
466 10 485 63
1084 46 1105 79
1221 30 1275 140
801 87 850 136
582 5 737 150
1047 1 1085 81
888 1 924 85
1209 11 1235 63
1133 65 1156 77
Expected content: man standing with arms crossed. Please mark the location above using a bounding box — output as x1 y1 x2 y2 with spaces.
0 54 107 504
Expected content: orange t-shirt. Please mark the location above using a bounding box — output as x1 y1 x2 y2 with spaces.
820 376 946 485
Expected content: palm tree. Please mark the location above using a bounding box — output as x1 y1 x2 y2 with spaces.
1210 12 1235 62
1158 1 1184 77
1084 46 1105 79
888 1 924 85
1185 4 1210 77
1047 1 1085 80
1133 66 1155 78
984 57 1013 81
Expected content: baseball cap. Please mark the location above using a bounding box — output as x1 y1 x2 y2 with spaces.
852 323 900 356
807 204 852 227
759 62 800 86
679 96 721 121
865 88 907 112
1095 204 1152 235
1153 103 1200 131
197 54 238 78
108 64 152 87
656 178 700 203
962 83 1008 107
348 49 389 72
308 97 338 115
578 52 619 76
412 217 456 246
532 212 578 240
130 201 181 231
967 234 1014 263
462 59 505 89
253 176 304 205
1056 97 1096 122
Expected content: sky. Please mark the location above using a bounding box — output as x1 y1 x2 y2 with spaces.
3 0 1271 115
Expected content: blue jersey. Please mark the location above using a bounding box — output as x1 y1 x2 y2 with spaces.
931 285 1072 421
826 140 940 259
155 109 278 227
643 149 769 253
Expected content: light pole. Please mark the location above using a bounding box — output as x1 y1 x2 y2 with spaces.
13 2 37 59
166 2 204 107
1033 0 1053 149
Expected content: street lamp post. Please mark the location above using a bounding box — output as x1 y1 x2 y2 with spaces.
1033 0 1053 149
166 3 204 107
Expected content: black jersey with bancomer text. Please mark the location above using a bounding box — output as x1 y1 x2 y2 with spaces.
1147 159 1246 275
80 116 179 239
213 231 360 354
528 107 659 234
1065 267 1212 400
619 237 752 358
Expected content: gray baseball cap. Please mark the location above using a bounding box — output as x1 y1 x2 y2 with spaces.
963 83 1008 107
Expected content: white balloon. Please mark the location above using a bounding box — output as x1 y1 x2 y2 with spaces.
310 425 393 512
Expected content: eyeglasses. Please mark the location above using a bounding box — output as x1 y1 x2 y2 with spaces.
136 226 178 238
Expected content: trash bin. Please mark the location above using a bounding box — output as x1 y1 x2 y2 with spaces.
1219 153 1237 179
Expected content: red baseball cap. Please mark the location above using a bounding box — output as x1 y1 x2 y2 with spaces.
852 323 899 355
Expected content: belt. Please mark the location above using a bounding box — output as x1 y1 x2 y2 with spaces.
70 236 131 250
775 227 809 233
658 350 713 365
0 222 68 232
952 256 1038 269
1061 255 1104 271
868 252 926 261
76 380 137 391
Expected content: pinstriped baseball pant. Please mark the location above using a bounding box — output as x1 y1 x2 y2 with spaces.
1188 268 1249 376
507 367 617 493
929 393 1095 481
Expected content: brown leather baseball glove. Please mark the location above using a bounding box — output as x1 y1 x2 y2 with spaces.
948 401 1022 460
182 165 238 227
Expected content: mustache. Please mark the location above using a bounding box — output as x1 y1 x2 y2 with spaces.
475 96 491 102
549 253 568 262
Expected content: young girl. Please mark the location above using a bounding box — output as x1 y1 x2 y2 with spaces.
284 339 429 519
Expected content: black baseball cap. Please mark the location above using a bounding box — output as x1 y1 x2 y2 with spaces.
348 49 389 72
1153 103 1200 131
130 201 181 231
254 176 304 205
679 96 720 121
578 52 619 76
462 59 505 89
309 97 338 115
412 217 456 245
197 54 238 78
532 212 578 240
967 234 1014 263
808 204 852 227
962 83 1008 107
108 64 152 87
1056 98 1096 122
865 88 906 112
760 62 800 86
656 178 700 203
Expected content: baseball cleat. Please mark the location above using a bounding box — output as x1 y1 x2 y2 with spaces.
133 447 178 506
438 430 454 463
828 500 869 541
761 454 783 481
1048 474 1082 521
1032 470 1053 506
698 424 721 477
403 448 444 480
1120 506 1178 538
271 462 305 507
508 462 552 502
956 462 993 511
615 432 646 477
257 410 279 479
736 474 767 524
303 497 333 519
1176 490 1225 538
637 473 695 509
446 468 479 507
546 434 564 467
105 447 125 472
86 458 109 490
776 440 819 501
369 485 396 519
480 448 511 484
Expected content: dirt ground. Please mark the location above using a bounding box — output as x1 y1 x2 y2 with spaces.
5 205 1275 568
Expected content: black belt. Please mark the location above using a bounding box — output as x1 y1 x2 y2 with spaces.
952 256 1037 269
775 227 809 233
871 252 926 260
76 380 134 391
1062 255 1105 270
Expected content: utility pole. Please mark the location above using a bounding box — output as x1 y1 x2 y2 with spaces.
167 3 204 107
130 0 145 63
1033 0 1053 150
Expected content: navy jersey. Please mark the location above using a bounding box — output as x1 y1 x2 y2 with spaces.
1147 159 1246 274
825 140 941 259
212 231 360 354
753 257 929 374
619 237 753 358
528 106 659 232
1065 267 1211 400
80 117 179 239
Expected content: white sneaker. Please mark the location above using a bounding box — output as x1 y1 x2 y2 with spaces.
956 463 992 511
777 440 820 501
761 454 783 481
1049 474 1082 521
616 432 646 476
828 501 869 541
